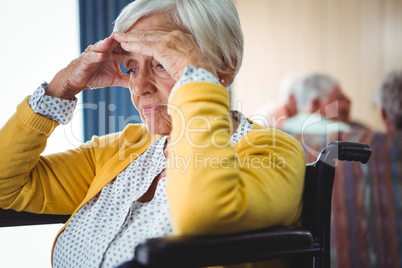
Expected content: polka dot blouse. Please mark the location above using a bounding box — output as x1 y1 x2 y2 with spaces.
53 111 252 268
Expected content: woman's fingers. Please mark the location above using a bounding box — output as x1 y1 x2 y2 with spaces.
113 31 217 81
114 71 130 88
46 34 129 99
82 51 103 64
89 35 122 54
113 31 159 57
120 39 154 58
114 30 167 44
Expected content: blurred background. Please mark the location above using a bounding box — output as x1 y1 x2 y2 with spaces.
0 0 401 267
233 0 402 132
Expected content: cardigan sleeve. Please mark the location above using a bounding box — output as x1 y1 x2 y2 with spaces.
0 96 97 214
166 83 306 235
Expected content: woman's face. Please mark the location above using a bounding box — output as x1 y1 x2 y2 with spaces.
121 13 179 135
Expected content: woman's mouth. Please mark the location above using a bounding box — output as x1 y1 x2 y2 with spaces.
141 104 167 114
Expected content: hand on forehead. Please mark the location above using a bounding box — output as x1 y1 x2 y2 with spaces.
112 13 217 81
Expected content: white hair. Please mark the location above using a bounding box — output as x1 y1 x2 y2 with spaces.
293 73 339 112
113 0 244 86
379 70 402 129
278 73 304 105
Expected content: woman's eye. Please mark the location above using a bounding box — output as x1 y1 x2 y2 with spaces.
126 69 138 76
156 64 165 70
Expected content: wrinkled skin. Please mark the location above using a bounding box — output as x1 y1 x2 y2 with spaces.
46 13 222 135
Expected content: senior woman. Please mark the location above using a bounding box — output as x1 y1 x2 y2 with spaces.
0 0 305 267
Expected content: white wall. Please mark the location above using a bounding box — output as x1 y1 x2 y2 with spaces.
0 1 80 267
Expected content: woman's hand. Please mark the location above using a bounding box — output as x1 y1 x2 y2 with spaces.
113 30 218 82
46 35 129 99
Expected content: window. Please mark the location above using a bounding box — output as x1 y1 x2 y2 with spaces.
0 1 80 267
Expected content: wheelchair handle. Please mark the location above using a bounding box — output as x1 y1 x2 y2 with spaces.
318 141 372 165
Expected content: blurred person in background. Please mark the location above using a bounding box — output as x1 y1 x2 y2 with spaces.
256 73 301 128
281 73 365 135
379 70 402 133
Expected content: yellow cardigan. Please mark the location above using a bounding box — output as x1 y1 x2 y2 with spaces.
0 82 305 267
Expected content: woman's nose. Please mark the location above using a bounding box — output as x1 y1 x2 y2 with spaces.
129 71 156 96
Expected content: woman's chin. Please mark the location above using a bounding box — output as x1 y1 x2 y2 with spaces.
145 120 172 136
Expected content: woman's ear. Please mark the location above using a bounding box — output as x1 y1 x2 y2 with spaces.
218 67 236 87
218 56 237 86
381 107 393 131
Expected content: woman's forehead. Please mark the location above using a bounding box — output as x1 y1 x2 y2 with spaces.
126 13 181 33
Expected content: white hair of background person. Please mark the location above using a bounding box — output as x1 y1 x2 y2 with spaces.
277 73 304 105
113 0 244 87
293 73 339 113
379 70 402 129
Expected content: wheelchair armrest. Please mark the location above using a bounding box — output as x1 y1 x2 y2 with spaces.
335 141 372 163
0 208 70 227
319 141 372 165
135 226 315 268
